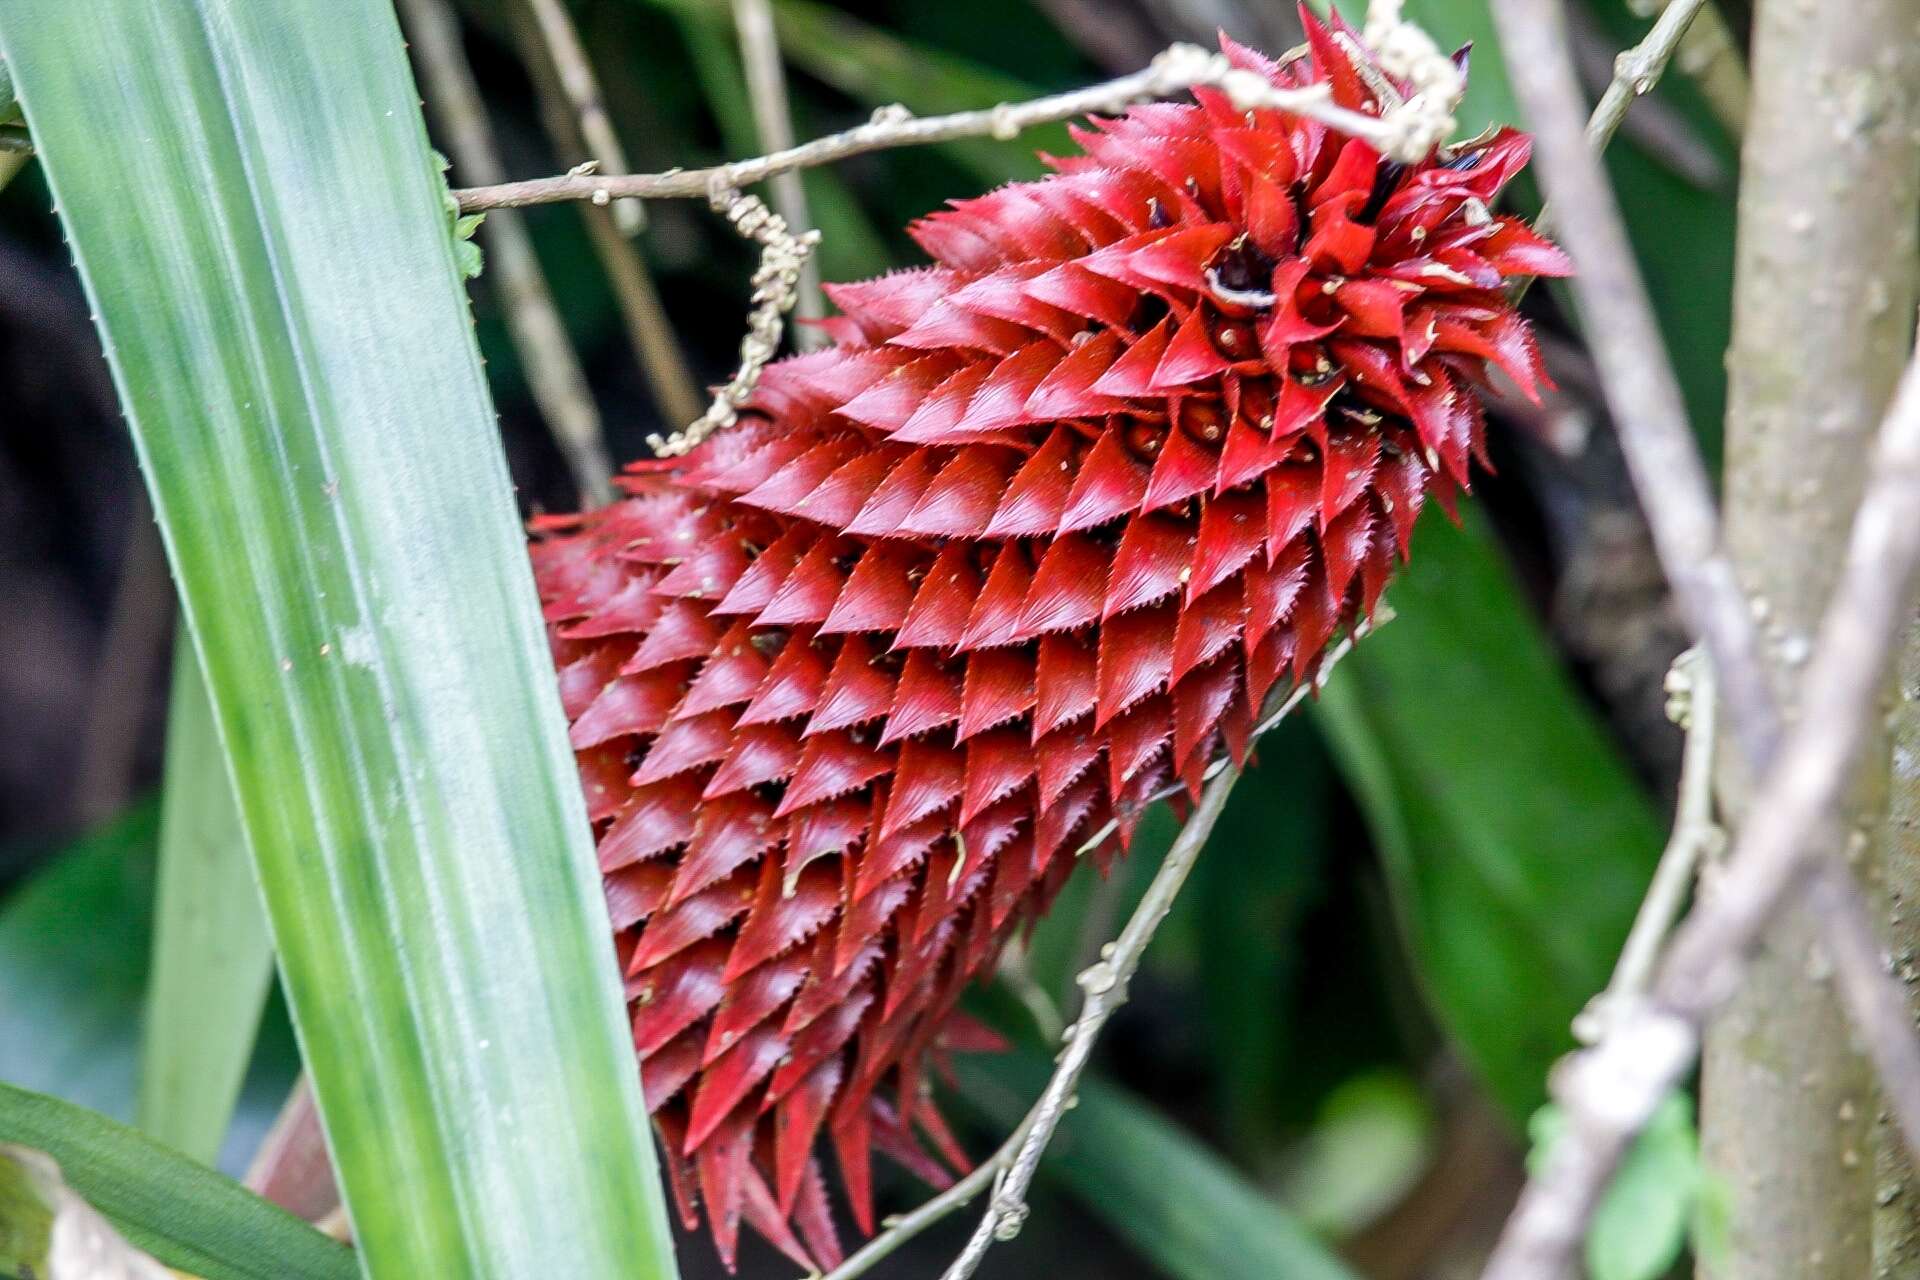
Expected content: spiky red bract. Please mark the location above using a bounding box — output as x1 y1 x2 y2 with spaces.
532 13 1567 1270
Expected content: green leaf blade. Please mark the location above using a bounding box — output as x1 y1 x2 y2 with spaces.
0 3 677 1277
0 1084 355 1280
1316 513 1664 1119
137 643 275 1167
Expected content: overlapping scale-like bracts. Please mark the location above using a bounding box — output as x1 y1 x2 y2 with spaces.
532 13 1567 1270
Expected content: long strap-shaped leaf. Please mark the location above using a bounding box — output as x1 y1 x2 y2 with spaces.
0 4 677 1277
0 1084 354 1280
138 642 275 1166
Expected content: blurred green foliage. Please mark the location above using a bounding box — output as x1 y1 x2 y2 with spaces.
0 806 157 1120
1319 511 1665 1120
1530 1092 1723 1280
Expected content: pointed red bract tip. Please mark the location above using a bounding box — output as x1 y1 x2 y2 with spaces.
534 18 1560 1270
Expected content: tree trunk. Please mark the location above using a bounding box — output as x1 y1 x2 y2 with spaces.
1699 2 1920 1277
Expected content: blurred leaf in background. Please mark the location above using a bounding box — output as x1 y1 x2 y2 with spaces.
1279 1071 1433 1236
0 807 156 1121
1529 1091 1716 1280
1318 511 1665 1120
136 648 274 1168
0 802 299 1177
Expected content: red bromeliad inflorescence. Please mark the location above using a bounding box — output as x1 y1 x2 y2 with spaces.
532 13 1567 1271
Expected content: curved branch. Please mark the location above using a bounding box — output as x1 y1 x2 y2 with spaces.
455 40 1457 214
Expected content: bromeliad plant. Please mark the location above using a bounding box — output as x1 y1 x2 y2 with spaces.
0 1 1579 1277
534 17 1565 1270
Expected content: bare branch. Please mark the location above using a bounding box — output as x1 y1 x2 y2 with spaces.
455 40 1459 215
1571 648 1720 1047
1513 0 1718 302
506 3 707 431
820 1120 1035 1280
940 762 1239 1280
396 0 615 508
1481 0 1920 1273
1494 0 1776 785
729 0 827 350
1624 0 1749 139
1584 0 1720 156
1482 341 1920 1278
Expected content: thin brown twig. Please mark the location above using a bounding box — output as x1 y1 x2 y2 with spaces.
1481 0 1920 1271
729 0 826 351
506 0 707 430
396 0 615 508
1570 648 1719 1046
520 0 645 234
996 940 1066 1046
578 208 708 429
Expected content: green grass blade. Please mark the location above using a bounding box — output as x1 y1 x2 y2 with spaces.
1315 513 1664 1119
961 1053 1360 1280
0 4 678 1277
137 643 275 1166
0 1084 354 1280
